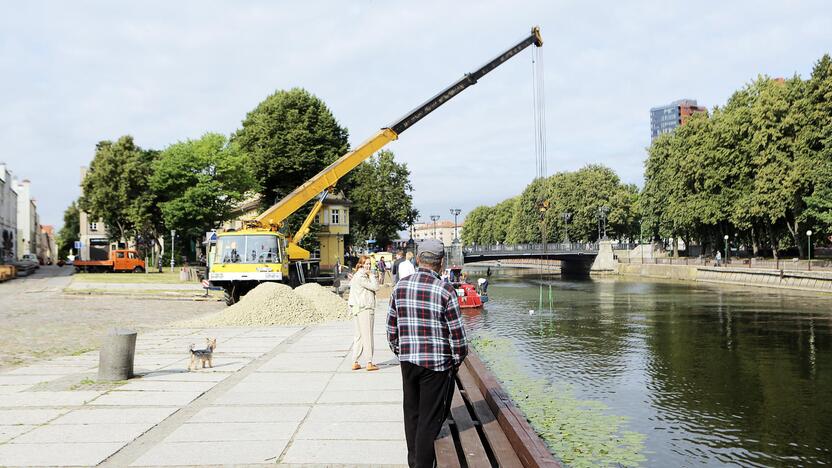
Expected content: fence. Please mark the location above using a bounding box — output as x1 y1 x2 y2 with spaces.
620 256 832 271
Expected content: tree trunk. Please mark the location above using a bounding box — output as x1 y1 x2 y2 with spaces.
784 217 804 258
751 226 760 256
768 223 779 260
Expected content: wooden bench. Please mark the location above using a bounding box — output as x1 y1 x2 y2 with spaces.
435 351 561 467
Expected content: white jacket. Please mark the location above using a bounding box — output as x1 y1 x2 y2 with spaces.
397 260 416 280
348 270 379 311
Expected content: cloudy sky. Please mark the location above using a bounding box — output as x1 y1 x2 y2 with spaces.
1 1 830 230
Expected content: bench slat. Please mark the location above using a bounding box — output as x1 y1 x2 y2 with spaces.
435 421 461 468
451 386 491 467
458 364 524 468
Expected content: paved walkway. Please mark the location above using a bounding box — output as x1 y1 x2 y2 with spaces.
0 305 407 466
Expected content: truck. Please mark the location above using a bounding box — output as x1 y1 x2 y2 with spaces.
209 26 544 305
74 249 146 273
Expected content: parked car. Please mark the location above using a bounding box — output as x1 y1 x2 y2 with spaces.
21 253 40 269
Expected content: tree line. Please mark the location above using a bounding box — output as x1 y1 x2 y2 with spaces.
58 88 417 261
464 54 832 258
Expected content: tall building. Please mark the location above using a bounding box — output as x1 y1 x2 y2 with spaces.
650 99 707 141
412 220 463 247
15 179 39 259
0 163 18 261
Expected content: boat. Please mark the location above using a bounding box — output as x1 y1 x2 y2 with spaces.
445 266 485 309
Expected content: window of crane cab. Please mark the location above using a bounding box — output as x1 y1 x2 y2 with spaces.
214 235 280 264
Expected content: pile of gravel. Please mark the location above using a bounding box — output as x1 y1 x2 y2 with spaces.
181 282 348 327
294 282 349 319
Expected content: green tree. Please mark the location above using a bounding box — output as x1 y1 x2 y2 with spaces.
232 88 349 206
79 136 157 245
461 205 491 245
56 201 80 260
151 133 255 246
345 150 417 247
799 54 832 240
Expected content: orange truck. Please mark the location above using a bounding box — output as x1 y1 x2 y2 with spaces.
74 249 146 273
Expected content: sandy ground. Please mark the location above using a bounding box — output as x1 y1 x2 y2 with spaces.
0 266 223 371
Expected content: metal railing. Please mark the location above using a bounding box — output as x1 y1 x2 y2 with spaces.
621 256 832 271
464 242 600 255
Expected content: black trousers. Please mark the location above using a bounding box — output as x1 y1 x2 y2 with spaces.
400 360 455 468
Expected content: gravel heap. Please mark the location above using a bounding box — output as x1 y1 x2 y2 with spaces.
294 282 350 319
181 282 348 327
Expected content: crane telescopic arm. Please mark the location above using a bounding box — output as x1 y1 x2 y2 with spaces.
255 26 544 228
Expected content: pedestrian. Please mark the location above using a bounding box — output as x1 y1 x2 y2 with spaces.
377 256 387 285
392 250 405 283
387 238 468 468
398 251 416 280
349 255 380 372
715 250 722 267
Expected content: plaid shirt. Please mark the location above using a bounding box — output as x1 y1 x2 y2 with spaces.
387 267 468 371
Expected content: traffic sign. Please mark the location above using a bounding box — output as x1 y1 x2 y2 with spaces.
73 241 82 249
201 279 210 288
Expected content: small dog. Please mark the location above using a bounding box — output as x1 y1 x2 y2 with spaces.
188 338 217 371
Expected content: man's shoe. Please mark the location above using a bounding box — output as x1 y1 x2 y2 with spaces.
351 362 361 370
366 363 379 372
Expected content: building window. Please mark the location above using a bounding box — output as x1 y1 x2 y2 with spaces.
90 222 98 231
331 209 340 225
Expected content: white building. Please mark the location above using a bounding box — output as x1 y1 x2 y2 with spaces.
412 220 463 247
0 163 18 261
15 179 39 260
79 166 110 261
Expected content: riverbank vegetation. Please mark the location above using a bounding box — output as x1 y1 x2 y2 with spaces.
464 54 832 258
472 334 646 467
66 88 416 261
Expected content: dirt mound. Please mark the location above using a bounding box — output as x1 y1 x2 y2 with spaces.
294 282 349 319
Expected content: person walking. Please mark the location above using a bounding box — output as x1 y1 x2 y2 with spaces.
715 250 722 267
398 251 416 280
392 250 405 283
349 255 380 372
387 239 468 468
377 256 387 284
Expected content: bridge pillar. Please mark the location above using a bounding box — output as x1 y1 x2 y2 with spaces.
590 240 617 274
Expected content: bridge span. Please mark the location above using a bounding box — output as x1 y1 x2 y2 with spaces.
458 242 606 276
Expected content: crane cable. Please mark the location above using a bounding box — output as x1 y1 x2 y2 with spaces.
531 45 548 180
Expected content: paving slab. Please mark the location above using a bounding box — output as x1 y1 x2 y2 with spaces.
0 442 126 466
280 439 408 465
3 365 93 375
327 372 403 390
0 391 103 407
165 421 299 442
0 384 33 394
0 408 67 425
295 420 405 440
0 425 35 443
131 440 288 466
214 390 322 405
188 405 309 423
0 375 63 386
52 407 179 424
305 404 403 423
258 356 343 372
12 422 155 443
91 390 202 406
233 372 331 392
118 379 217 393
137 370 230 382
317 389 402 404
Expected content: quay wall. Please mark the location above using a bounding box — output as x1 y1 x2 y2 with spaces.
617 263 832 293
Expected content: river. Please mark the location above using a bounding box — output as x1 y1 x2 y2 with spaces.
461 268 832 467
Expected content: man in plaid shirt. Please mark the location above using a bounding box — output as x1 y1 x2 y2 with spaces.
387 238 467 468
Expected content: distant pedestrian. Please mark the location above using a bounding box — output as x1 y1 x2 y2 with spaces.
392 250 405 283
349 255 380 372
398 252 416 281
377 256 388 284
387 239 468 468
715 250 722 267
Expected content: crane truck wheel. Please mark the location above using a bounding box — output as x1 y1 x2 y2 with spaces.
133 266 145 273
223 286 239 306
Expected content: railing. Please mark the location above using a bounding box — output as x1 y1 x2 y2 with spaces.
464 242 599 255
621 256 832 271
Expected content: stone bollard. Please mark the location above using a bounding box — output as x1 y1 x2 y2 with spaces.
98 328 137 381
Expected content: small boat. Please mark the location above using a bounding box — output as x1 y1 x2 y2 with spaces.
445 266 485 309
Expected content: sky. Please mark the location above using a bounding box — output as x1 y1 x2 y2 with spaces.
1 1 830 231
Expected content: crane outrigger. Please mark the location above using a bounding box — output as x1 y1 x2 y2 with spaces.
210 26 544 305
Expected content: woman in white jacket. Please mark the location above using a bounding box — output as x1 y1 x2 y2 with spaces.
349 255 380 371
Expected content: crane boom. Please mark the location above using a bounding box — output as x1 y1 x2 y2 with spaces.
255 26 543 228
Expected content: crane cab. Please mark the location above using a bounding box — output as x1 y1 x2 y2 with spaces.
208 229 289 305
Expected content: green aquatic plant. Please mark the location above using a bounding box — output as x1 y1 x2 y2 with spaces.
471 335 647 467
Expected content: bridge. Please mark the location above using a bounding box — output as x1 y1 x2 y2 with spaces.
455 242 622 276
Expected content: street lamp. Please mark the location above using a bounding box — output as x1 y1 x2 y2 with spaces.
562 212 572 244
724 234 729 265
450 209 461 244
430 215 440 238
807 230 813 271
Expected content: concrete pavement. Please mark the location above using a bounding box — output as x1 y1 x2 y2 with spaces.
0 304 407 466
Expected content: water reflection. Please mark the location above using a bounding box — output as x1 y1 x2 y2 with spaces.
463 272 832 466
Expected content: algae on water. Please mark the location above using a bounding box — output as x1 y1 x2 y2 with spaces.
472 335 646 467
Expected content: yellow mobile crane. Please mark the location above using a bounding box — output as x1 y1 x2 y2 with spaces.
209 26 543 305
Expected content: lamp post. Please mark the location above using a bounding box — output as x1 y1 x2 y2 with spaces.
430 215 440 238
724 234 729 265
807 230 813 271
669 237 674 258
450 209 461 244
170 229 176 272
562 212 571 245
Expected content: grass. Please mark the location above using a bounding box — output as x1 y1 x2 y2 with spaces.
72 271 196 284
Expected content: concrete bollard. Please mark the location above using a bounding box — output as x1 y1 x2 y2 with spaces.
98 328 137 381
